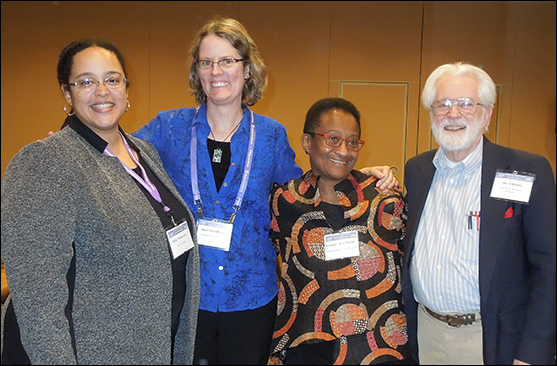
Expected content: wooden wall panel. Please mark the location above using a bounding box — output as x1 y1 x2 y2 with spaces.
242 1 332 173
58 1 151 134
1 1 555 181
420 1 515 153
329 1 423 82
1 1 62 166
148 1 241 124
328 1 423 178
508 3 556 169
419 1 556 176
340 82 409 184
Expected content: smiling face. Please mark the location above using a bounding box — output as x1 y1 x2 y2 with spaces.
62 46 128 137
198 34 250 108
431 74 492 162
302 109 360 190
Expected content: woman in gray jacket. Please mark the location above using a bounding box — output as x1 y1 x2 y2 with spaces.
1 38 200 365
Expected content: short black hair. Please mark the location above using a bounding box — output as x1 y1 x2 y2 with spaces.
303 97 361 135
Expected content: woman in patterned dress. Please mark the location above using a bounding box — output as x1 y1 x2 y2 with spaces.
269 98 415 365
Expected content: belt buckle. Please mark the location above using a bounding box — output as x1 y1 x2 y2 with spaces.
447 313 475 327
447 317 462 327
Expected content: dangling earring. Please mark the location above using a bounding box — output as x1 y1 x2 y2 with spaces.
63 104 75 116
125 100 131 112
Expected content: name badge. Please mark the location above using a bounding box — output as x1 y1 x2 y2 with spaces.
324 230 360 261
197 219 233 251
166 221 194 259
490 170 536 204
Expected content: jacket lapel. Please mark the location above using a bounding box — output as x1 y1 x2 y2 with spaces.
404 150 437 258
479 137 511 307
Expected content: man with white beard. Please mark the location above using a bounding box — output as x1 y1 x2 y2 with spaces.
401 62 556 365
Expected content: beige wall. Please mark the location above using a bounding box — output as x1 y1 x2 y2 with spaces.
2 1 556 186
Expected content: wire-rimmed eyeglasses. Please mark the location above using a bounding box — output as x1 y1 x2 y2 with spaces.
307 132 365 151
69 76 128 92
195 58 245 71
431 98 484 116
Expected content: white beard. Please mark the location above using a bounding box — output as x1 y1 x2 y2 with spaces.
431 115 485 153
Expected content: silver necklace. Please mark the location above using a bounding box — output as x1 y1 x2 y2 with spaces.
210 112 243 163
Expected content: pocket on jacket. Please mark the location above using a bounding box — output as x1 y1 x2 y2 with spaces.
499 307 526 334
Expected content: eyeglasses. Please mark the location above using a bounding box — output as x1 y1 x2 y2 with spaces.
195 58 245 71
69 76 127 92
308 132 365 151
431 98 484 116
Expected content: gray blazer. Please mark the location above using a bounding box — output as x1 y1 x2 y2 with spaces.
1 126 200 364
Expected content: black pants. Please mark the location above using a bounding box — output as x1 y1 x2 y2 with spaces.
193 295 277 365
285 340 418 365
1 296 31 365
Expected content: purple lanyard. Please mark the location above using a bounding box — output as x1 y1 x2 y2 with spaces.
105 131 172 214
190 107 256 223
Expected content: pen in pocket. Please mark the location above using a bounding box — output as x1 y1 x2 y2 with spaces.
467 211 481 230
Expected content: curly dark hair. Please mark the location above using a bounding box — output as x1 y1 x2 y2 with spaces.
303 98 361 136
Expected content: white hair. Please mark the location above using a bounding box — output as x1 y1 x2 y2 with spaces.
421 62 497 111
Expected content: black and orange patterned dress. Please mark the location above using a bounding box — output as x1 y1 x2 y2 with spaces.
269 170 411 364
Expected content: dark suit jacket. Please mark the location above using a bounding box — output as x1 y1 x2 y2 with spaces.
401 137 556 365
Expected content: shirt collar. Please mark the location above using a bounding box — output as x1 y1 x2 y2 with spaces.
301 170 364 202
65 114 139 153
433 137 483 175
192 104 208 128
193 103 249 132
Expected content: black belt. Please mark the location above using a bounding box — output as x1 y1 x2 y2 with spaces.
424 306 477 327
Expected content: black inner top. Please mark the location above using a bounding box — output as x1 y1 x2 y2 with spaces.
320 201 345 231
131 155 192 347
207 138 231 192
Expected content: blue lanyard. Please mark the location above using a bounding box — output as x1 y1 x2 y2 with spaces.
190 107 256 223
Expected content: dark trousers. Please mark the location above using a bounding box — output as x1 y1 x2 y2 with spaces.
1 296 31 365
193 295 277 365
285 341 418 365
